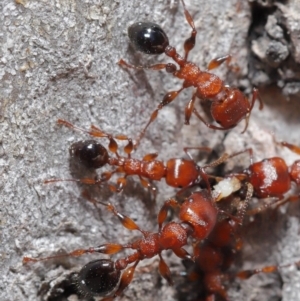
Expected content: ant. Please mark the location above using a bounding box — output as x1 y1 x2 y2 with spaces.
226 140 300 213
46 119 230 196
186 194 300 301
23 179 253 300
119 0 263 146
188 215 243 301
179 141 300 300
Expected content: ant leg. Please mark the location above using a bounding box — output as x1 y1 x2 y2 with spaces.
236 260 300 280
206 55 242 73
118 59 177 73
114 175 128 193
135 86 185 148
200 153 231 192
183 146 212 160
143 152 158 161
82 191 148 236
247 195 299 216
206 55 232 71
23 243 125 264
192 107 236 131
249 87 263 111
236 182 253 222
278 141 300 155
227 148 254 165
241 88 263 134
273 195 299 210
139 176 157 200
157 198 180 230
159 254 173 285
58 119 129 141
180 0 197 60
57 119 132 157
203 153 230 169
113 260 140 299
172 247 193 261
184 90 197 125
44 167 121 186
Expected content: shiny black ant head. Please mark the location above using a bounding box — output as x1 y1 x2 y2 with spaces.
128 22 169 54
69 140 109 169
77 259 121 297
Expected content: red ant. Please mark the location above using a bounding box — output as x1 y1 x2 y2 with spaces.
119 0 263 146
226 141 300 212
23 180 253 300
189 215 242 301
46 119 230 196
179 141 300 300
186 194 300 301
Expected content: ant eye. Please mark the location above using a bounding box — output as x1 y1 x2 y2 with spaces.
70 140 109 169
128 22 169 54
77 259 121 296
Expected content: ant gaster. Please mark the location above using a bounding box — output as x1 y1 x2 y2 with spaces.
47 119 230 196
23 181 253 300
119 0 263 146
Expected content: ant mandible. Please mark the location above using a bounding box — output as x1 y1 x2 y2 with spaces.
119 0 263 146
23 180 253 300
46 119 230 196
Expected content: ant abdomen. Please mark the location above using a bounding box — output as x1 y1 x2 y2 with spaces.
165 158 199 188
77 259 120 297
246 157 291 198
69 140 109 169
128 22 169 54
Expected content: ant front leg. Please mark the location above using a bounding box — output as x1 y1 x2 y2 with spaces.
57 119 132 157
23 242 125 264
44 167 121 188
118 59 177 73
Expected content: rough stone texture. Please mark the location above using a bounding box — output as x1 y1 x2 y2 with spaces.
1 1 300 301
249 0 300 98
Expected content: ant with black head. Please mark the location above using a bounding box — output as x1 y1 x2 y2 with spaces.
46 119 230 197
119 0 263 146
23 178 253 300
